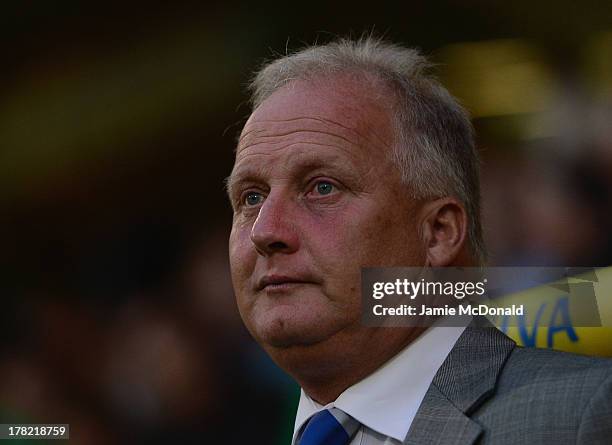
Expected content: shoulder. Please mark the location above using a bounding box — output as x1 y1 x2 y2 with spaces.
476 346 612 443
501 346 612 387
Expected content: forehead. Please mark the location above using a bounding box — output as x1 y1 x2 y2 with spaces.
236 77 394 157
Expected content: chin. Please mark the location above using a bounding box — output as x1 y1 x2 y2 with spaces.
256 320 328 348
252 310 349 349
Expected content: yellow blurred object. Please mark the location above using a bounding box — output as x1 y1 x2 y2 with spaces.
493 266 612 357
504 326 612 357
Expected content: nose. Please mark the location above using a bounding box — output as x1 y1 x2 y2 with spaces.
250 193 300 256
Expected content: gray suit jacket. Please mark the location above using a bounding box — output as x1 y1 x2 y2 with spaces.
405 321 612 444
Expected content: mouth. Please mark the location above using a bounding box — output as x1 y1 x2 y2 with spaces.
257 275 317 292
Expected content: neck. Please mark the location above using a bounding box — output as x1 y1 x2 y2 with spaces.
275 326 426 404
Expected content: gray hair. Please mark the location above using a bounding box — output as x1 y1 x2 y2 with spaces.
248 36 486 264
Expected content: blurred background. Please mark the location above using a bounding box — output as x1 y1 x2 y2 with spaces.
1 1 612 443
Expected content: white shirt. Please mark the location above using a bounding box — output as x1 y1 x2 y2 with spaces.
292 323 467 444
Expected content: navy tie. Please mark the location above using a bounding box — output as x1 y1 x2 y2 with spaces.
297 408 360 445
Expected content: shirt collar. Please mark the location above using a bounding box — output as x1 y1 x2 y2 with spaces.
293 321 467 443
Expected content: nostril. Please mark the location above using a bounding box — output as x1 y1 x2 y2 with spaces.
269 241 288 250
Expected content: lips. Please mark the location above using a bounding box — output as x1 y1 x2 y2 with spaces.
256 274 317 291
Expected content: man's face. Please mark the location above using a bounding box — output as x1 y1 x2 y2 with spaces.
227 78 426 354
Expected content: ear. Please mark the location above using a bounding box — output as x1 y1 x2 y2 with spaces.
419 198 468 267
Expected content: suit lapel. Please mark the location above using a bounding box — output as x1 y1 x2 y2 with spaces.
404 318 516 444
404 384 482 445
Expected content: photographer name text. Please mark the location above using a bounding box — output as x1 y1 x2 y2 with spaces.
372 304 524 317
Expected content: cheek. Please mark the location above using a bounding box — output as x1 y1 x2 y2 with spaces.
371 202 424 264
303 213 371 295
319 200 420 267
303 215 356 264
228 224 256 292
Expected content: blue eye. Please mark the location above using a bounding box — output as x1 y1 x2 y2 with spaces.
245 192 263 206
316 182 334 195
